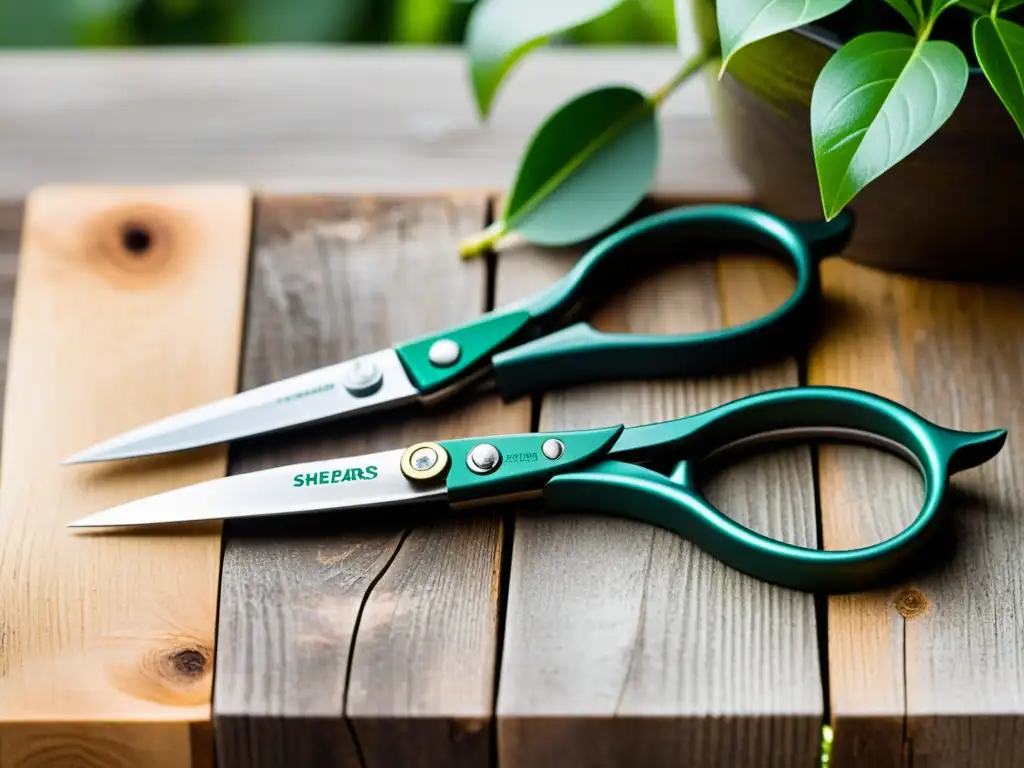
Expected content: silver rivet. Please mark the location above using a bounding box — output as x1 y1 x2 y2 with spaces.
541 439 565 460
467 443 501 474
341 358 383 396
409 446 438 472
428 339 461 367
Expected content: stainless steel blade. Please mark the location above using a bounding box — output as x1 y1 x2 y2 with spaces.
63 349 420 463
67 448 445 527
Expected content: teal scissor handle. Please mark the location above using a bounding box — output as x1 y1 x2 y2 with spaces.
438 386 1007 593
394 204 854 398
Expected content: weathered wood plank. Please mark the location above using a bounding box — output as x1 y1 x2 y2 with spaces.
0 48 748 202
492 236 823 765
213 195 527 768
810 260 1024 767
0 185 252 765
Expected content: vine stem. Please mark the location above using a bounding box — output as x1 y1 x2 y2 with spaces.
458 220 506 258
457 43 719 260
650 44 718 106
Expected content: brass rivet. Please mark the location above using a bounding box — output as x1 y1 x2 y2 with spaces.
400 441 450 482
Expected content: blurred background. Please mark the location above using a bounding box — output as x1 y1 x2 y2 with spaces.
0 0 678 48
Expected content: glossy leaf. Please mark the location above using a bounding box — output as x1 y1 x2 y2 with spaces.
464 0 628 118
811 31 968 220
974 16 1024 137
717 0 856 69
460 86 657 255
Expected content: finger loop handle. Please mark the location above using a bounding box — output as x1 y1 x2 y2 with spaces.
547 386 1007 593
492 205 850 400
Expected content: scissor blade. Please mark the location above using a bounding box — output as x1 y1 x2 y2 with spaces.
63 349 421 464
67 448 445 528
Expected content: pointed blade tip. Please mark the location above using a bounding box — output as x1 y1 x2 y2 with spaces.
61 446 114 465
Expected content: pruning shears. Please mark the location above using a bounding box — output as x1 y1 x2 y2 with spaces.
64 204 1008 593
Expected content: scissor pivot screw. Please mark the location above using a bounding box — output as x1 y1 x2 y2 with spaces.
467 443 502 474
400 442 449 482
428 339 461 367
541 439 565 460
341 358 383 396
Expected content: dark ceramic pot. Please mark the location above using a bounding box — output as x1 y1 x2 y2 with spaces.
691 0 1024 280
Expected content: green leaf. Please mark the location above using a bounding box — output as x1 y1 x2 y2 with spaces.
717 0 856 70
811 31 968 219
974 15 1024 137
464 0 629 118
459 86 658 255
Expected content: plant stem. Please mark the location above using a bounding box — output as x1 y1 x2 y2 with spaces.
918 13 936 40
820 724 834 767
458 220 506 259
650 44 719 106
458 43 718 260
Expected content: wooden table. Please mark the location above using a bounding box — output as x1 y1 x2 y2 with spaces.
1 47 1023 768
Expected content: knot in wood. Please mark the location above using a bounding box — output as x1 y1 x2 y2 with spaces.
895 587 929 619
120 222 153 256
107 638 213 706
166 646 209 679
85 202 188 287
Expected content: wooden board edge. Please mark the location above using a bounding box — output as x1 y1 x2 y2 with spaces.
0 184 254 768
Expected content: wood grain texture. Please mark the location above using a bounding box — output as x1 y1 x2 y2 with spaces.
213 195 527 768
0 186 252 765
492 237 823 766
0 48 749 202
0 200 23 429
810 259 1024 767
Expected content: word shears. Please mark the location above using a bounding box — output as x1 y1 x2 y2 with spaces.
66 204 1008 593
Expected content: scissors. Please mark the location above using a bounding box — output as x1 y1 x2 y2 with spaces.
65 203 854 464
63 203 1009 593
68 384 1006 593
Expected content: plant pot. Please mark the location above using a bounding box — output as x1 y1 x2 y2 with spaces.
690 0 1024 281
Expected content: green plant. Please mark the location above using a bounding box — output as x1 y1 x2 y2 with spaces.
457 0 1024 256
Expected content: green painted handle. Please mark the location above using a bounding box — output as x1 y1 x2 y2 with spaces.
490 205 854 400
441 425 623 503
542 386 1007 593
395 309 533 394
